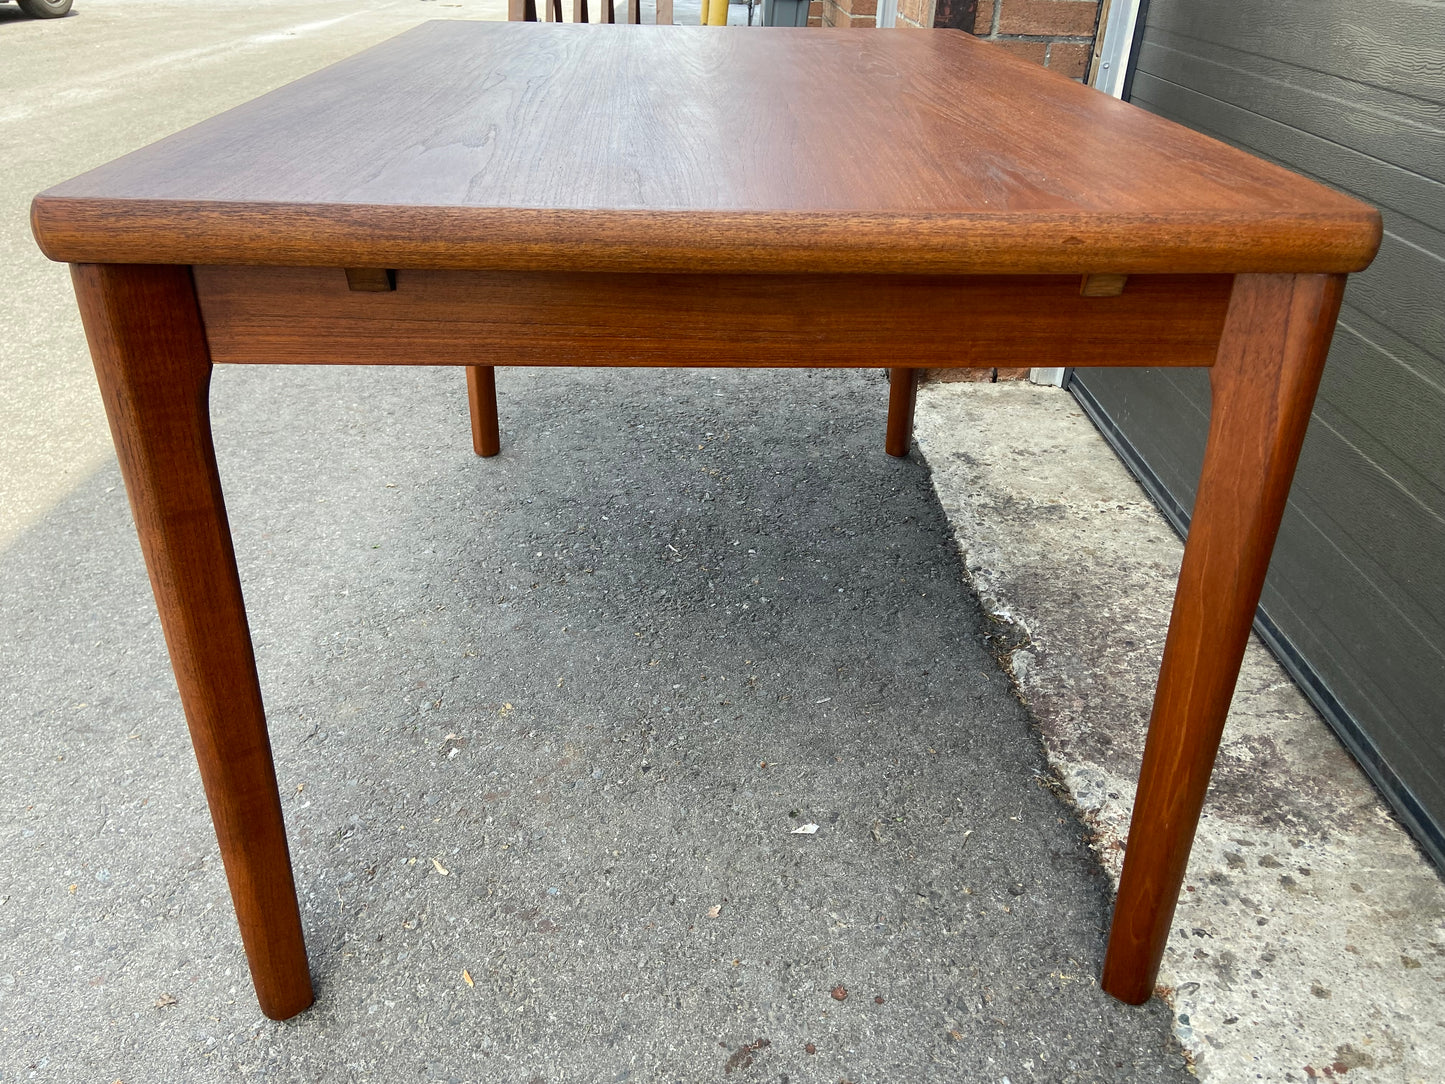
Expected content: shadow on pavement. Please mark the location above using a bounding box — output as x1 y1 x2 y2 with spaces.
0 363 1189 1081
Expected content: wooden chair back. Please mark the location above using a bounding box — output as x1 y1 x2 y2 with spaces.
508 0 673 25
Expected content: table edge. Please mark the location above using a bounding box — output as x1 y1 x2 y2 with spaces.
31 197 1383 275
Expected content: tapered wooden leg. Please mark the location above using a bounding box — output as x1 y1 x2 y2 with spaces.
1101 273 1346 1004
466 365 501 457
885 366 918 457
72 264 313 1021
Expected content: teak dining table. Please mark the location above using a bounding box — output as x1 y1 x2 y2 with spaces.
32 22 1381 1021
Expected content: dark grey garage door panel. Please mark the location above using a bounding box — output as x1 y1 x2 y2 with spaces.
1131 32 1445 182
1073 361 1445 638
1343 223 1445 363
1075 366 1208 501
1137 0 1445 102
1278 415 1445 691
1318 322 1445 532
1072 0 1445 866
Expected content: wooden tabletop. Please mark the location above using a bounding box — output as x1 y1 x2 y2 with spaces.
32 22 1379 275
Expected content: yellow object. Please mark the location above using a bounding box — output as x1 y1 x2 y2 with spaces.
701 0 728 24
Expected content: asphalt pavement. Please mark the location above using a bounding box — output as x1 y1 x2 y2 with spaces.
0 4 1190 1080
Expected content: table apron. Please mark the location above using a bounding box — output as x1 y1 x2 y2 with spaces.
193 266 1234 369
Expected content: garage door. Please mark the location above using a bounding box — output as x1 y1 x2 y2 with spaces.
1070 0 1445 868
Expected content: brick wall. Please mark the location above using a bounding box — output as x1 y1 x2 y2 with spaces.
963 0 1100 79
895 0 932 28
888 0 1104 85
817 0 874 28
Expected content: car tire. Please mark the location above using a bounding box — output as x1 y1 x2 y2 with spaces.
16 0 74 16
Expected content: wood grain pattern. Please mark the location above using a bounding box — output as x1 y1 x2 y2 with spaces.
30 24 1379 274
1100 272 1346 1004
192 266 1236 369
37 203 1382 276
71 263 313 1021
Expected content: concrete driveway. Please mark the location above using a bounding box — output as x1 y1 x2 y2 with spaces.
0 4 1189 1080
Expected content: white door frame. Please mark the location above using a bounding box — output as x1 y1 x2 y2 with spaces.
1092 0 1142 98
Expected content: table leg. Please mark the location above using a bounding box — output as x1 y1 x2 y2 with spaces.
72 264 314 1021
885 366 918 458
1100 272 1345 1004
466 365 501 457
